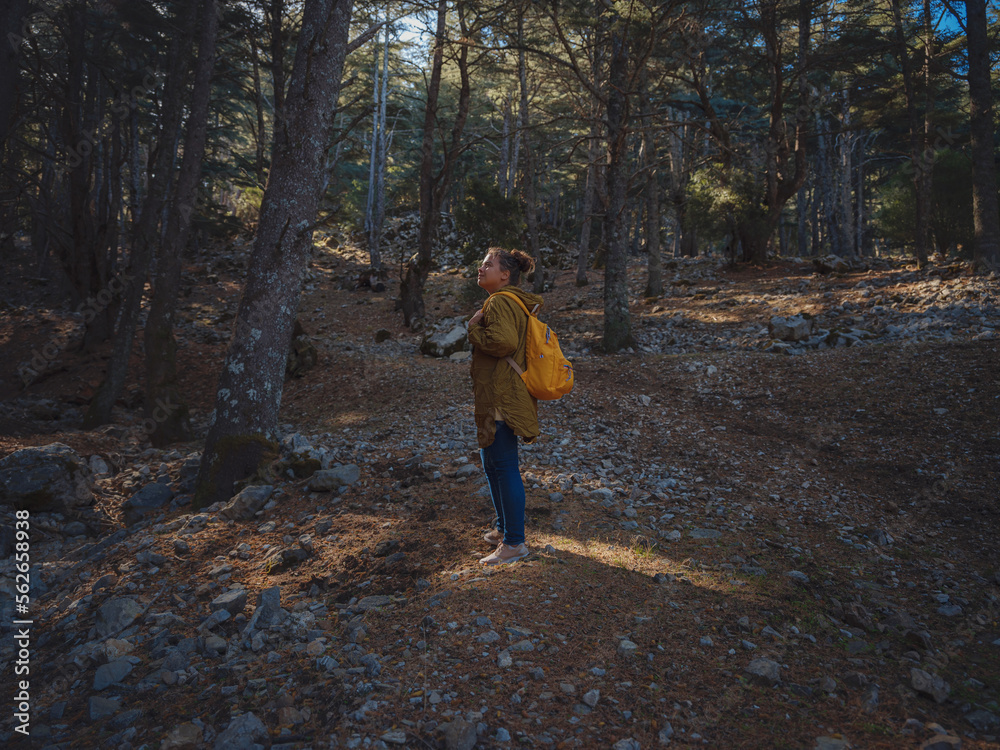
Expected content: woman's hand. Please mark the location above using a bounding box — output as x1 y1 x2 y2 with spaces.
467 309 484 329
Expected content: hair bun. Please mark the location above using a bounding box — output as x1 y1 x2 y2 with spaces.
511 249 535 274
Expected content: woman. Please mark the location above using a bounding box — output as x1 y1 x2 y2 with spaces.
467 247 542 565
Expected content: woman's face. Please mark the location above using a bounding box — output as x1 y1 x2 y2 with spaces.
477 252 510 293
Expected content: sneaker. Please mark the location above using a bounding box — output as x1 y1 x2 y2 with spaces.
480 542 530 566
483 528 503 545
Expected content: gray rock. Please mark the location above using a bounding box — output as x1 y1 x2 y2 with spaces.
510 639 535 652
122 483 174 525
88 696 120 721
220 485 274 521
440 717 477 750
64 521 88 537
476 630 501 644
612 739 641 750
813 255 850 274
617 639 638 656
745 658 782 686
242 586 284 634
658 723 674 745
160 723 203 749
910 668 950 703
381 728 408 745
497 650 513 668
583 689 600 707
813 738 851 750
920 736 962 750
356 595 394 612
205 635 227 655
769 314 815 342
108 708 144 730
211 589 247 616
453 464 478 478
93 658 133 690
136 549 167 566
420 319 469 359
0 443 93 511
965 708 1000 732
862 685 879 713
689 528 722 540
89 455 111 478
309 464 361 491
162 648 189 672
95 597 143 638
937 604 963 617
214 712 266 750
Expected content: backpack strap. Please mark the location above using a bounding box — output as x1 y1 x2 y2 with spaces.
492 290 539 317
489 291 531 378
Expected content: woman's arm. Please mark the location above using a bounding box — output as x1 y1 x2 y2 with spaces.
468 296 520 358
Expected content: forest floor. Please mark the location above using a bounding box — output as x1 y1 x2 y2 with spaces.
1 236 999 750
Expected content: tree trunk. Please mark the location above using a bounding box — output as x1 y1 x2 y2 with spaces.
399 0 447 328
371 21 390 279
576 113 600 286
269 0 286 122
498 94 512 197
640 71 661 297
890 0 929 266
144 0 219 447
965 0 1000 271
0 0 30 256
195 0 354 507
917 0 935 261
517 14 542 294
838 96 855 257
0 0 29 158
366 18 390 281
83 0 198 428
796 182 808 256
251 34 267 184
602 23 634 352
742 0 810 264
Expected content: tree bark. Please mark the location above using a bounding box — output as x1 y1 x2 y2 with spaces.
640 71 661 297
84 0 199 427
602 22 634 352
576 22 603 286
890 0 930 266
195 0 354 507
517 13 542 293
251 33 267 184
0 0 30 159
144 0 219 447
268 0 286 122
965 0 1000 271
399 0 447 328
366 18 390 280
740 0 810 264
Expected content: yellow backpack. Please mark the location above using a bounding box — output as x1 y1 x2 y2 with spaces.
492 290 574 401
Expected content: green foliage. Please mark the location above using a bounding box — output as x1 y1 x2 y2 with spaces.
873 150 995 258
685 166 767 251
455 178 525 264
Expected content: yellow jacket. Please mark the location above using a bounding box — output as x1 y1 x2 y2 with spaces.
468 286 544 448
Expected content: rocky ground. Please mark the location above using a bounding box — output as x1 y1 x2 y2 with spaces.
0 234 999 750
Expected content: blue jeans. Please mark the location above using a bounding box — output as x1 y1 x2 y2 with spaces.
480 421 526 546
